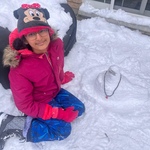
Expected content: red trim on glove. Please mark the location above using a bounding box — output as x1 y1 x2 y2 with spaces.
42 104 52 120
51 107 59 118
42 105 59 120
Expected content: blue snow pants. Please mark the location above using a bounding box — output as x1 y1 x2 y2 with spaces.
26 88 85 143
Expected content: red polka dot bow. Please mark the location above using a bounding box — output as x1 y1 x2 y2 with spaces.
21 3 41 9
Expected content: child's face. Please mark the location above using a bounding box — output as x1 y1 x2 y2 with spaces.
25 29 50 54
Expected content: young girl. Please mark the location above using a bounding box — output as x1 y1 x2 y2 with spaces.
0 3 85 149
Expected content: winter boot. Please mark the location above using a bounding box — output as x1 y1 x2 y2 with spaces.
0 129 23 150
0 112 26 150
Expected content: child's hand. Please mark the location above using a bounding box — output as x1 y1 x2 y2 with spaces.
56 107 78 122
43 105 78 122
61 71 75 84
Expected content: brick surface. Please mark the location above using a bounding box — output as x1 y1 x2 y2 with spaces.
67 1 82 9
67 0 83 15
67 0 82 4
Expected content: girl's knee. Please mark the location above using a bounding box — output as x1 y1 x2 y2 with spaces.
78 102 85 116
27 119 71 142
57 123 71 140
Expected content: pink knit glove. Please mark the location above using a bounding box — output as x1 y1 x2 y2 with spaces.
42 105 78 122
61 71 75 84
56 107 78 122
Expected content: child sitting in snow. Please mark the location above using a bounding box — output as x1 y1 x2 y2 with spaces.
0 3 85 149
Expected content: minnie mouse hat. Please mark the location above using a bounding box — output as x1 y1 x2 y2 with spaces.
13 3 51 38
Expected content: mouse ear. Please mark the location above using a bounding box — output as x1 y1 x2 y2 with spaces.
41 8 50 19
13 9 19 19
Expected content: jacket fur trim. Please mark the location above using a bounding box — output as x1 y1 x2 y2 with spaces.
3 46 20 68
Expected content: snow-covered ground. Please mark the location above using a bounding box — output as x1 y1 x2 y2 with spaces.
80 2 150 27
1 0 150 150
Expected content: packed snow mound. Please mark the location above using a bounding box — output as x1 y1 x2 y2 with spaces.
80 65 148 114
0 84 23 116
1 1 150 149
80 2 150 27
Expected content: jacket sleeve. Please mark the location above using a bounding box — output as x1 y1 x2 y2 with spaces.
9 69 47 119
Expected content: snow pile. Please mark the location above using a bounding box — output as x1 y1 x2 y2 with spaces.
80 2 150 27
1 0 150 149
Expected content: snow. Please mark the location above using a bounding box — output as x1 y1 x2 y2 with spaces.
80 2 150 27
1 0 150 150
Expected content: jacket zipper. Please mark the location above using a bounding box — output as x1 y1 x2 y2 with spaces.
44 52 60 88
45 52 53 69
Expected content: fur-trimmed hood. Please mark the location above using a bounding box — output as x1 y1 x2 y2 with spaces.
3 26 57 68
3 46 35 68
3 46 20 68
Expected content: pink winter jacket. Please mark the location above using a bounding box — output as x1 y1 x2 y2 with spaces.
8 38 64 119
